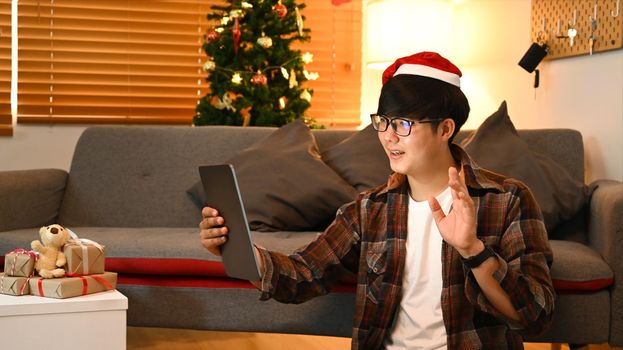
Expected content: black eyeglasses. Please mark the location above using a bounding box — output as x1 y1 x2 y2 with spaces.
370 114 443 137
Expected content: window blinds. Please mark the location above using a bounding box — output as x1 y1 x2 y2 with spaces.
0 0 11 136
17 0 361 128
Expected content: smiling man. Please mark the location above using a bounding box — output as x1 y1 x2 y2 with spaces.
200 52 555 350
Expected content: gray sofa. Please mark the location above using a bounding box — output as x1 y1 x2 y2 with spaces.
0 126 621 347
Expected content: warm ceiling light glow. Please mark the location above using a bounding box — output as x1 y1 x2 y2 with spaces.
366 0 455 70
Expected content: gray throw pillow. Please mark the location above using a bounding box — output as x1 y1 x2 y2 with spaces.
461 101 589 232
188 119 359 231
321 124 392 192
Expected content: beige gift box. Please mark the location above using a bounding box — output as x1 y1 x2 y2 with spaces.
0 273 31 296
63 241 106 276
29 272 117 299
3 250 37 277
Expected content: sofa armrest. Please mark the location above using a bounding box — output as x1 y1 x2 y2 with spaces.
587 179 623 346
0 169 68 232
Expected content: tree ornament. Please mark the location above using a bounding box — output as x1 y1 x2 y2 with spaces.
241 2 253 9
206 30 220 43
280 67 289 79
288 69 298 88
221 15 230 25
251 71 268 86
231 73 243 84
278 96 287 110
202 60 216 72
295 7 304 36
256 32 273 48
210 93 236 112
230 9 243 18
240 106 252 126
273 1 288 18
301 52 313 64
300 89 311 102
241 41 254 52
303 70 319 80
233 17 241 55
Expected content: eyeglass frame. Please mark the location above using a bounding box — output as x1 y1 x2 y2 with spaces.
370 114 445 137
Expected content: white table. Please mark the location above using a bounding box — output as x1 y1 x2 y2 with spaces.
0 290 128 349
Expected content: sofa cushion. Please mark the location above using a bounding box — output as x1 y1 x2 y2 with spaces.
461 101 590 232
320 124 392 192
188 119 359 231
0 229 613 294
0 226 320 278
549 239 614 292
0 227 614 293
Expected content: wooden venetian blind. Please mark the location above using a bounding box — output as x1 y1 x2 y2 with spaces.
17 0 362 128
0 0 11 136
296 1 362 128
17 0 210 124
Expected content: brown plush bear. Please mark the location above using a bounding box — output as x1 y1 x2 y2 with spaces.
31 224 69 278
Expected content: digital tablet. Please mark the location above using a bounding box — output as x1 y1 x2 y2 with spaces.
199 164 261 281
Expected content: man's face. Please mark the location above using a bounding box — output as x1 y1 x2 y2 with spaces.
377 119 448 176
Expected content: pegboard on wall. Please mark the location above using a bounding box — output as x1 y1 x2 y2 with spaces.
531 0 623 60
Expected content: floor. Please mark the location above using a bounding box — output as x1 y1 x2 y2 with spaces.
127 327 616 350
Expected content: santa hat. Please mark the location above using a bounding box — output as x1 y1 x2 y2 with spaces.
382 51 462 87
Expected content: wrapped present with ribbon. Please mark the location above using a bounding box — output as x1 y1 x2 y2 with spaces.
29 272 117 299
4 249 39 277
63 229 106 276
0 273 32 296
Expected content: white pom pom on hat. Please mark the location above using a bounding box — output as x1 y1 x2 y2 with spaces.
382 51 462 87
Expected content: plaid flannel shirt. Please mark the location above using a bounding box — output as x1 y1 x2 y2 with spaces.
256 144 555 349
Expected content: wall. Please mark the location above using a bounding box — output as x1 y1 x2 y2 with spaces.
0 125 86 172
361 0 623 182
1 0 622 182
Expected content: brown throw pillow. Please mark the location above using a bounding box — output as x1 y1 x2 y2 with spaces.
321 124 392 192
188 119 358 231
461 101 589 232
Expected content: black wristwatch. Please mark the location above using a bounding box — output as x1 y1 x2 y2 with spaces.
461 245 496 269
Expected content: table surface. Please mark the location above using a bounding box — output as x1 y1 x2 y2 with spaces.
0 289 128 317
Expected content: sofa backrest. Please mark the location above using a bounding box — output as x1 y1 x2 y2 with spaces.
454 129 585 183
57 126 353 228
57 126 584 228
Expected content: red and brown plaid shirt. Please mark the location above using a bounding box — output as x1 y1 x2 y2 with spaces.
256 145 555 349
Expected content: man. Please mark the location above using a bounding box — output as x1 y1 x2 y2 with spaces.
199 52 555 349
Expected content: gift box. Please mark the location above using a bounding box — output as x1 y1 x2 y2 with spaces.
29 272 117 299
63 240 106 276
4 249 38 277
0 273 31 296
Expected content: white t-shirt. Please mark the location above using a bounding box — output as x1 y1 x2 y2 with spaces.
385 186 453 350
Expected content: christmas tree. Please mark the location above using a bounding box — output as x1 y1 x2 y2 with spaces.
194 0 320 127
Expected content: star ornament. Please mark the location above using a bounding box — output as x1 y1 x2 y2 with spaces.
301 52 313 64
231 73 243 84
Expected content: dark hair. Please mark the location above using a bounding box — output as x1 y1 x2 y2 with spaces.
377 75 470 142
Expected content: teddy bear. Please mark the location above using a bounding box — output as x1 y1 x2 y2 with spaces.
31 224 70 278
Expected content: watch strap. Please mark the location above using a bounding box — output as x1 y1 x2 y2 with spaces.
461 245 496 269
